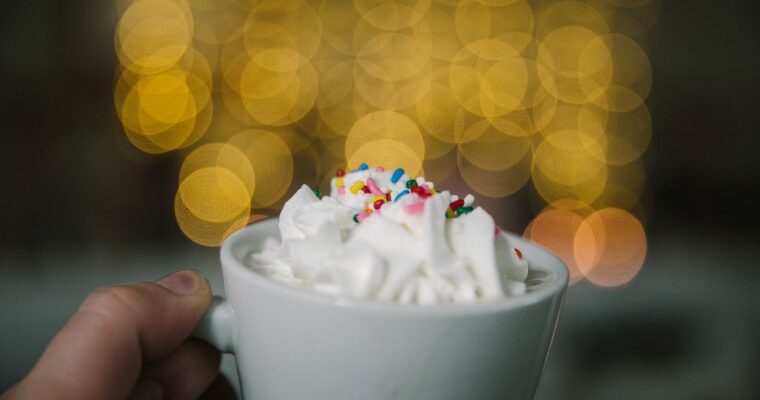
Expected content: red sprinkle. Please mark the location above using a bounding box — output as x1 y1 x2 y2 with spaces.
385 193 391 201
449 199 464 211
514 248 523 259
420 185 431 197
336 168 345 177
494 225 502 236
373 199 384 209
410 185 425 195
361 185 371 194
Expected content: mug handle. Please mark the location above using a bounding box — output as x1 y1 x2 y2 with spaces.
192 296 236 353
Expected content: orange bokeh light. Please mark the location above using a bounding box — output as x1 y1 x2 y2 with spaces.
574 207 647 287
524 208 587 285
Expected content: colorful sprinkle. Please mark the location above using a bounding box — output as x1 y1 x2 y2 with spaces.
313 189 321 198
394 189 410 202
456 206 473 216
405 201 425 214
514 248 523 259
391 168 404 184
449 199 465 210
366 178 384 196
350 181 365 194
495 225 502 236
335 163 481 226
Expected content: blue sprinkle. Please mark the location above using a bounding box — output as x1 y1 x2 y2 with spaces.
393 189 410 202
356 163 369 171
390 167 404 184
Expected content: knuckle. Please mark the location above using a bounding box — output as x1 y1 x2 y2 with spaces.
80 285 144 322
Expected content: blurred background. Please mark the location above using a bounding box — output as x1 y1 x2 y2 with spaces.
1 0 759 398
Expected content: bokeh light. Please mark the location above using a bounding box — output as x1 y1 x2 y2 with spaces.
115 0 657 282
574 207 647 287
524 208 587 285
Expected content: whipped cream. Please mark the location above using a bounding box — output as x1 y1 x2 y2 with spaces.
246 165 529 304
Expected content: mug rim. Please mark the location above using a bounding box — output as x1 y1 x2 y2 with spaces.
220 218 568 315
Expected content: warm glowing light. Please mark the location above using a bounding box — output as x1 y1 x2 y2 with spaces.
455 0 534 54
457 150 532 198
535 1 610 39
116 0 193 74
582 33 652 112
113 0 658 248
524 208 587 285
179 143 256 199
347 140 423 178
574 208 647 287
458 119 531 171
228 130 294 208
346 111 425 161
596 103 652 165
354 0 430 31
416 81 465 144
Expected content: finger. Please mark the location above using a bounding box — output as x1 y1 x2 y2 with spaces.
140 339 220 400
13 270 212 400
126 380 162 400
199 374 238 400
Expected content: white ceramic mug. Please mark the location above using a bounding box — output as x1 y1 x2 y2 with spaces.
193 218 568 400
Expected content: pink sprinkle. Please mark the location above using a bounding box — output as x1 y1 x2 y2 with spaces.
357 211 369 222
494 225 502 236
366 178 384 196
375 166 385 172
405 201 426 214
337 186 346 195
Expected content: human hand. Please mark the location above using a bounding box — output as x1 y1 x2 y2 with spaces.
1 270 235 400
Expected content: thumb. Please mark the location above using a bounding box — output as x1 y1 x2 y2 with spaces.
8 270 212 400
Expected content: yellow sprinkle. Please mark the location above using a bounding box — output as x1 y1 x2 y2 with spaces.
431 188 437 194
350 181 365 194
372 195 386 204
446 208 456 218
335 177 344 188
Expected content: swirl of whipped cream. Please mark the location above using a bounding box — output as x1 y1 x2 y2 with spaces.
246 166 528 304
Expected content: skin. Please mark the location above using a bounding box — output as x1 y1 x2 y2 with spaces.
1 270 235 400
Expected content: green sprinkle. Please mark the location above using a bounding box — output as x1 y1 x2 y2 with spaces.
405 179 417 189
313 188 321 198
353 214 359 223
456 206 473 216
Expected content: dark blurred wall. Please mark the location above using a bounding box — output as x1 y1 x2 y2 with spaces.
0 0 183 252
648 0 760 234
